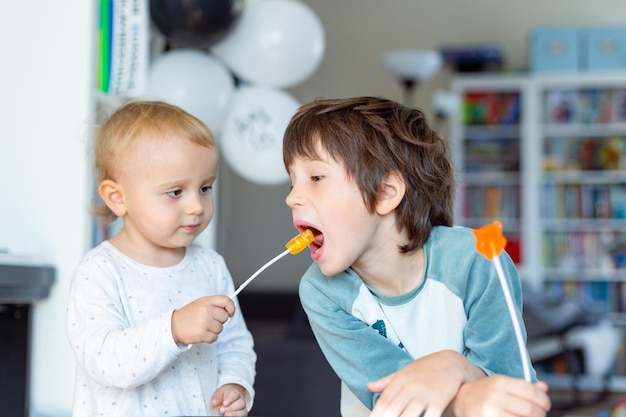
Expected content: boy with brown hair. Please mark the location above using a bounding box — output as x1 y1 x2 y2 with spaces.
283 96 550 417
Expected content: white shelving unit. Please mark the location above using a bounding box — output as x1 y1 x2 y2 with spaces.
450 71 626 388
450 74 539 284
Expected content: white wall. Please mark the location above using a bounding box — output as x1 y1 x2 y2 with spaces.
0 1 95 415
292 0 626 107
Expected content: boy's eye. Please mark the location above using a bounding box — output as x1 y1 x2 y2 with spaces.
200 185 213 194
311 175 324 182
167 189 182 197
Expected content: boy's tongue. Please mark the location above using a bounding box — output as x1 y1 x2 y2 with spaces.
313 232 324 248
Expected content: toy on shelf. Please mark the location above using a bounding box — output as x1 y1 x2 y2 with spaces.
473 221 532 381
609 396 626 417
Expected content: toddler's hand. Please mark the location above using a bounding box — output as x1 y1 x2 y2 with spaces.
171 295 235 345
211 383 248 416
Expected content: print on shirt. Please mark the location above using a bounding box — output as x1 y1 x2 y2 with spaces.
372 319 405 350
372 319 387 338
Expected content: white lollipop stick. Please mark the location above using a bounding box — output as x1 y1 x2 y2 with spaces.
187 250 289 350
474 221 531 382
188 229 314 349
492 254 532 382
230 249 290 299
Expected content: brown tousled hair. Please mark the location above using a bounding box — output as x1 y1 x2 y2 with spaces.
283 96 455 253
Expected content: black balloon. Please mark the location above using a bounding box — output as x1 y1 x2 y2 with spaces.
150 0 245 48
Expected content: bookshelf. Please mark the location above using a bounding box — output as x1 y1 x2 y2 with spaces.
450 74 536 277
450 72 626 389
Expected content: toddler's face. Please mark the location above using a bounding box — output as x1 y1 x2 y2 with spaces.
116 132 218 252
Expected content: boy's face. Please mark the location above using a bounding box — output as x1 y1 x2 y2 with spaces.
113 132 218 256
286 142 386 276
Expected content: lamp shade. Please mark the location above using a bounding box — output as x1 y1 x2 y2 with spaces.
433 89 462 118
381 49 443 82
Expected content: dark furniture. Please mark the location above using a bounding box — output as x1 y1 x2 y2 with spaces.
0 259 55 417
238 292 341 417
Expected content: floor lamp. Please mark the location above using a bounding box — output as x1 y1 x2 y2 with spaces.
432 89 462 130
381 49 443 107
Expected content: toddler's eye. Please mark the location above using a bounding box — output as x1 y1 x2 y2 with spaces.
200 185 213 194
167 189 182 197
311 175 324 182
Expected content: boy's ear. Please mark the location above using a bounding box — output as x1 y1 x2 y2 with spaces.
98 179 126 217
376 170 405 216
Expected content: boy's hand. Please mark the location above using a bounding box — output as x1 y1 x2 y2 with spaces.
367 350 485 417
211 383 248 416
171 295 235 345
449 375 551 417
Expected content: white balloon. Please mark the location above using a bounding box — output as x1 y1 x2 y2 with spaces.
220 85 300 185
211 0 325 88
147 49 235 134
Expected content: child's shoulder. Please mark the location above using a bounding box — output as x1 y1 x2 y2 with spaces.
426 226 486 270
79 240 117 264
73 241 125 282
428 225 477 248
299 263 365 310
300 262 363 293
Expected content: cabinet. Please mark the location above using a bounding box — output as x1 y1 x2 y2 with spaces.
450 72 626 388
0 258 55 417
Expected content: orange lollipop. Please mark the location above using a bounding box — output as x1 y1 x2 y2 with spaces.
285 229 315 254
473 221 507 260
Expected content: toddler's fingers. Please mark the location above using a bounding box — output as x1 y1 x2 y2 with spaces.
211 390 224 407
210 295 236 316
221 397 247 416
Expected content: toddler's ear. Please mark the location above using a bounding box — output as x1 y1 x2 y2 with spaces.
376 171 405 216
98 180 126 217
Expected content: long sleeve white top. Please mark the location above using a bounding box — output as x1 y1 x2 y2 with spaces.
67 241 256 417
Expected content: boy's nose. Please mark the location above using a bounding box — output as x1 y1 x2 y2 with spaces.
285 186 302 208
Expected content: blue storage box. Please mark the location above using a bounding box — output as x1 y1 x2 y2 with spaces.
530 27 581 73
583 26 626 70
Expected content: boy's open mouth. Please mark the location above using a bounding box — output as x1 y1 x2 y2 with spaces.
302 226 324 251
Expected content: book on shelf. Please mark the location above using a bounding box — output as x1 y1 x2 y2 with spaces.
545 90 579 124
611 184 626 219
462 185 520 220
464 137 519 172
463 92 520 125
542 182 626 220
543 135 626 171
544 87 626 125
542 230 626 271
613 89 626 123
543 281 611 309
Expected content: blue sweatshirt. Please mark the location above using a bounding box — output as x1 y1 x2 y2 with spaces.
299 225 536 414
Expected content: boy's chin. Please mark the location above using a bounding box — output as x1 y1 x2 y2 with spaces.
318 261 347 278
